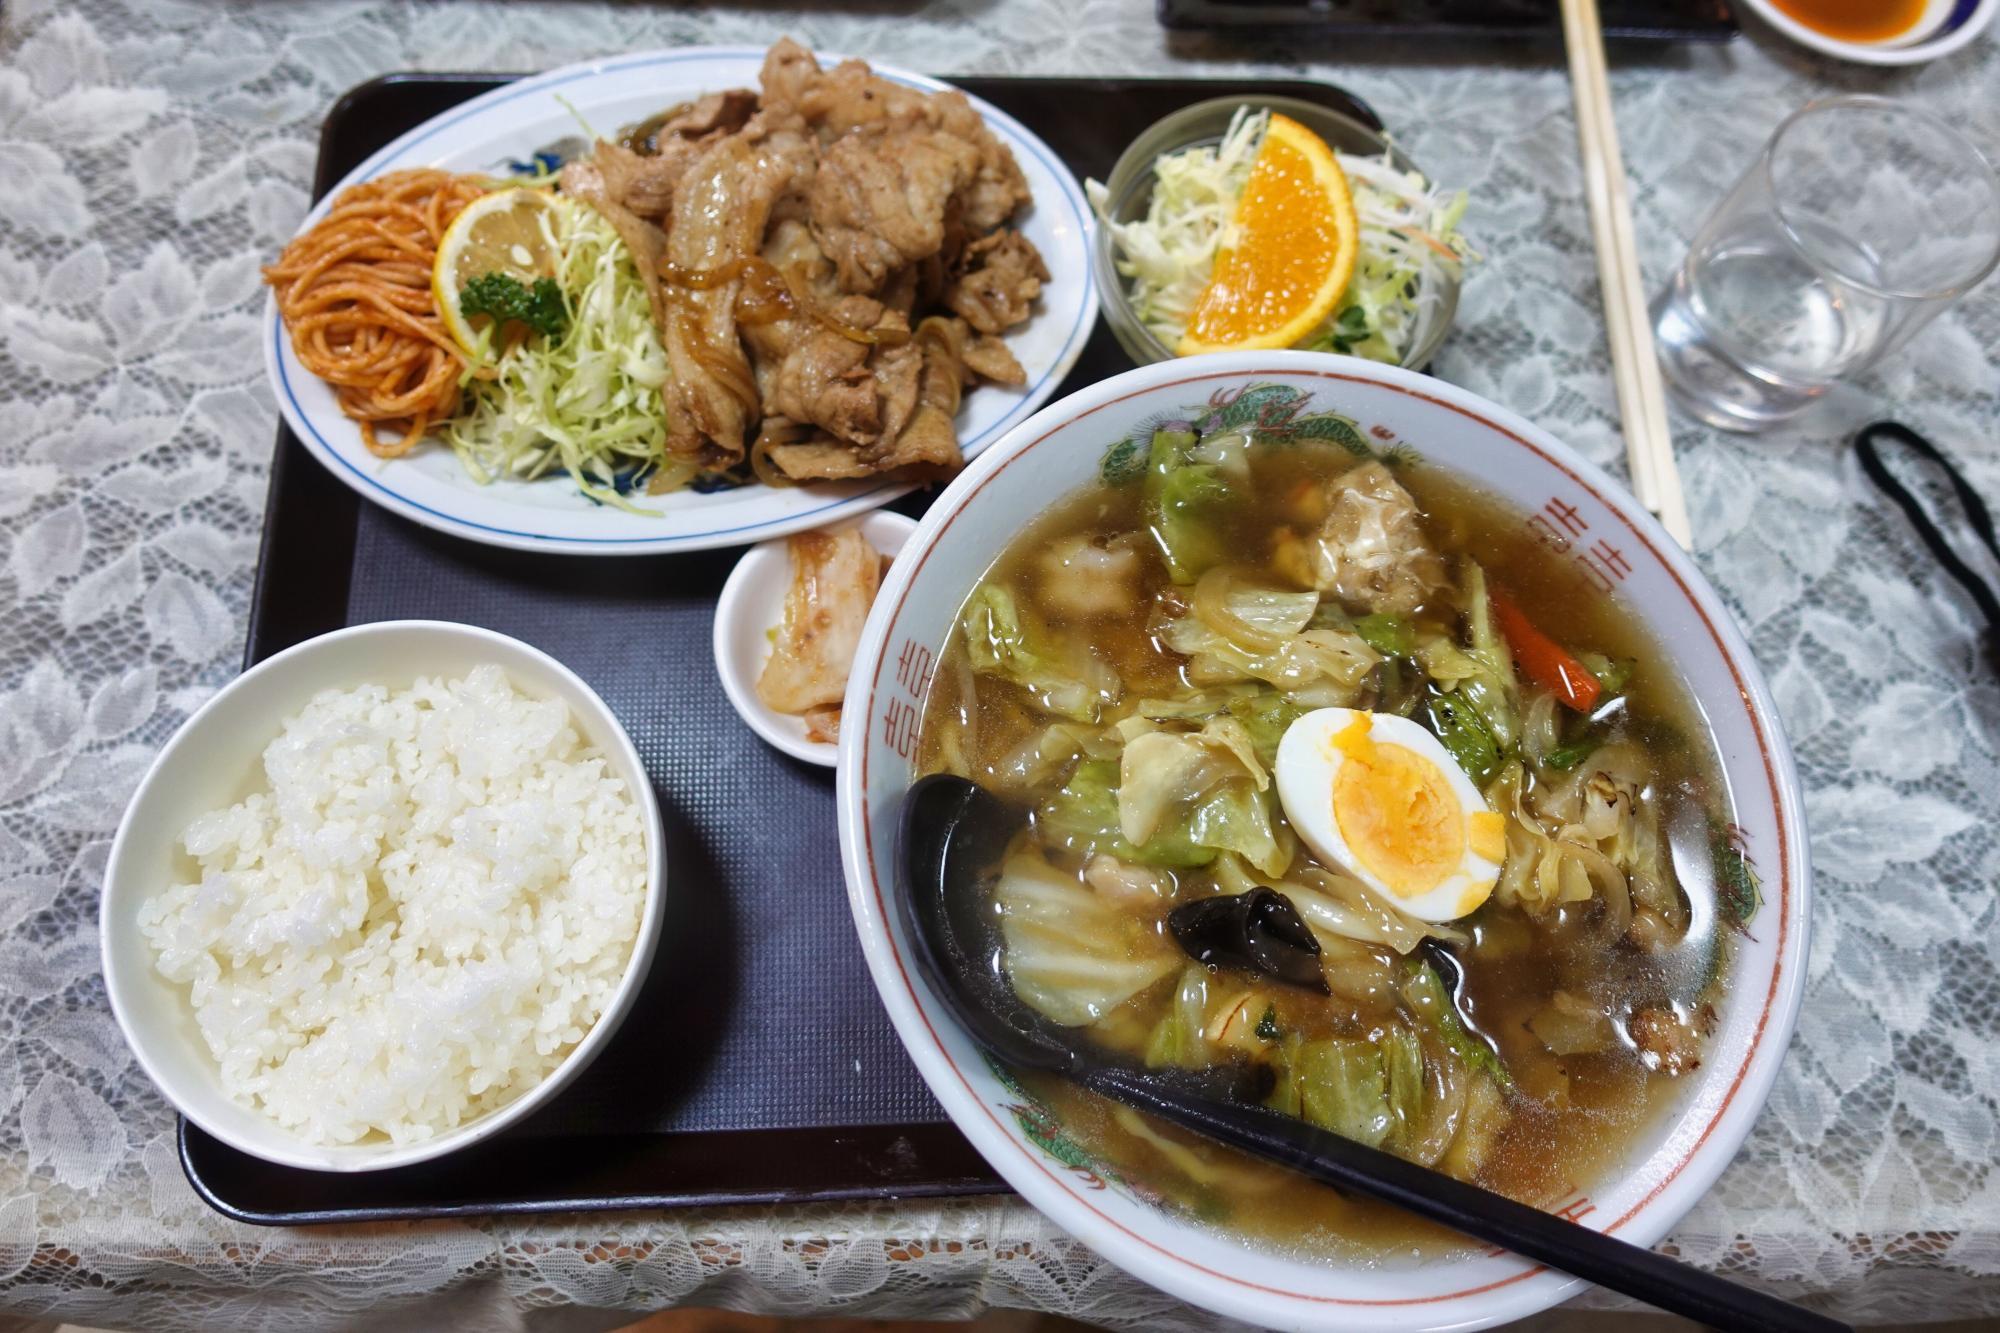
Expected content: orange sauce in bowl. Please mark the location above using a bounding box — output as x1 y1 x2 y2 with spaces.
1768 0 1928 41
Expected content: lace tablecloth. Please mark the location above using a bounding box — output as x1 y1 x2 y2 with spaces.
3 0 1997 1326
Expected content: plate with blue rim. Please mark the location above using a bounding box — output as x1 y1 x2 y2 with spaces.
264 47 1098 555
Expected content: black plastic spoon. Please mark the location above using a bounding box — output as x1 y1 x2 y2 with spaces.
898 774 1848 1333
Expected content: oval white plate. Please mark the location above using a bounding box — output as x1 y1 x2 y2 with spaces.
716 511 917 766
266 48 1096 554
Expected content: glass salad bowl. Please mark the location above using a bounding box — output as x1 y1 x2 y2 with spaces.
1091 96 1466 372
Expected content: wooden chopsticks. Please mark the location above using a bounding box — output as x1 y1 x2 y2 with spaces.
1558 0 1694 548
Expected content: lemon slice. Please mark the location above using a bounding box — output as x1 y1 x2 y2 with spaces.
432 187 565 354
1176 114 1360 356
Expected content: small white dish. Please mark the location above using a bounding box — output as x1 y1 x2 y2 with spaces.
101 620 666 1173
1736 0 1995 64
714 512 918 766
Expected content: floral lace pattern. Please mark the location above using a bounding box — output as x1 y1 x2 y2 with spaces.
2 0 1997 1325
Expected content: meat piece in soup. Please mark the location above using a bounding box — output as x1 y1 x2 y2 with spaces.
915 396 1749 1258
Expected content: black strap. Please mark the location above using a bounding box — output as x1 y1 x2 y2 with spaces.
1855 421 2000 658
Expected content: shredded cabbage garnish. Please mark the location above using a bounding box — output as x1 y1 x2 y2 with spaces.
1086 108 1476 366
443 196 693 511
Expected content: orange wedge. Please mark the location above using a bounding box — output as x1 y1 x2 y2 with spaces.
1176 114 1359 356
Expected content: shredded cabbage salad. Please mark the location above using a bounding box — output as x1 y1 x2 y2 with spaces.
1086 108 1475 365
444 196 691 511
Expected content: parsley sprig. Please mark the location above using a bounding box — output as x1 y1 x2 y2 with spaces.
459 272 568 340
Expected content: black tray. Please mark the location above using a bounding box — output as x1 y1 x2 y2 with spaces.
1158 0 1736 40
184 71 1387 1226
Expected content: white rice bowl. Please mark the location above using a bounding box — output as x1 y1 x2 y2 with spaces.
138 664 647 1146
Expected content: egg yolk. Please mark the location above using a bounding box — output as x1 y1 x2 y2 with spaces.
1329 716 1466 899
1468 811 1506 864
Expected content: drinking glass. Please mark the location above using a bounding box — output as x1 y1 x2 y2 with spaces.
1651 96 2000 433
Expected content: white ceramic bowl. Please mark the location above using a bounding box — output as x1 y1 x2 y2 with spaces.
1736 0 1995 64
102 620 666 1173
836 351 1811 1331
715 512 918 766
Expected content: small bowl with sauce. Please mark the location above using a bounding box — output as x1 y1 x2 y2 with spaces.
1737 0 1995 64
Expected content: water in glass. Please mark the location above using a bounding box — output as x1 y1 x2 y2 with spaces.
1652 97 2000 433
1655 217 1889 430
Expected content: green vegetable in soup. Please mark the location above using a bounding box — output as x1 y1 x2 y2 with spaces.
1263 1027 1433 1156
1182 780 1292 879
1463 564 1512 676
990 721 1122 792
1579 651 1635 694
1267 1034 1398 1148
1037 728 1292 877
1144 428 1232 584
994 850 1180 1027
1262 1035 1313 1114
1382 1025 1428 1147
1354 612 1416 657
960 584 1118 722
1403 957 1514 1091
1144 966 1212 1069
1224 691 1305 768
1400 568 1523 789
1542 735 1600 771
1120 724 1285 871
1376 655 1426 718
1197 571 1320 641
1135 684 1262 722
1419 563 1521 750
1038 760 1213 868
1160 611 1379 707
1420 691 1502 786
1118 730 1233 845
1302 1039 1396 1147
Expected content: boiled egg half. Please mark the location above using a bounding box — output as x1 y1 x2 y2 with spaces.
1274 708 1504 923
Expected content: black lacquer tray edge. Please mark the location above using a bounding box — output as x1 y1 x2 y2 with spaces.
1155 0 1737 41
199 71 1384 1227
182 1125 1004 1226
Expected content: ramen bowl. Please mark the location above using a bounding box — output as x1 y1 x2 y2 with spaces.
835 350 1809 1330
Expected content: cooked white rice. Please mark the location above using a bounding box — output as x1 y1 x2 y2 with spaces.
139 664 647 1146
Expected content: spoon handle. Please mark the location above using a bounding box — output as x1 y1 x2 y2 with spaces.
1084 1068 1849 1333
